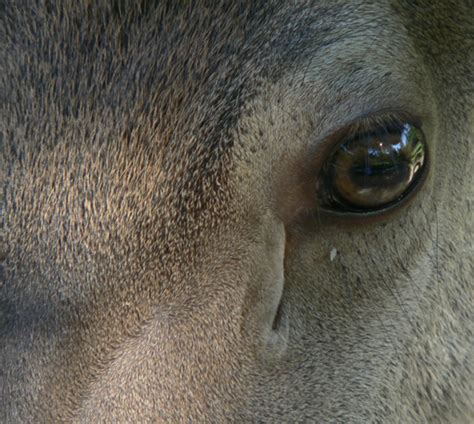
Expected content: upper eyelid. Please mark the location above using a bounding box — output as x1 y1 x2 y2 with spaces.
340 111 422 140
309 109 423 165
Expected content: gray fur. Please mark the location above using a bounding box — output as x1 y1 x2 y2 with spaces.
1 0 473 422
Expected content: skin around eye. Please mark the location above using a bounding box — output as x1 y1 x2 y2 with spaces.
320 123 427 213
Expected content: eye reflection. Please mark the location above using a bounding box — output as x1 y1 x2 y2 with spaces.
321 122 427 212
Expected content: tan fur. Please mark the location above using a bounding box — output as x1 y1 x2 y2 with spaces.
1 1 473 422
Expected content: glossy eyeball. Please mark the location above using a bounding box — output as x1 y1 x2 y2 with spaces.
320 123 427 212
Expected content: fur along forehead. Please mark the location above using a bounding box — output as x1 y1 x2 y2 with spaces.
2 2 298 227
2 1 378 266
1 1 320 298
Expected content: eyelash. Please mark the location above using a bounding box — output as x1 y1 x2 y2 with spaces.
337 111 422 141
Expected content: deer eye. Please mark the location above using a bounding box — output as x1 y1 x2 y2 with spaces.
320 122 427 213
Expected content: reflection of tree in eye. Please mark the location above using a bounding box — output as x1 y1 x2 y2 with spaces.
411 142 425 162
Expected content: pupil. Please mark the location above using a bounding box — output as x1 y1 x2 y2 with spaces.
350 160 409 189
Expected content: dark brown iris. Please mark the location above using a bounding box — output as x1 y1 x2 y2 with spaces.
321 123 426 212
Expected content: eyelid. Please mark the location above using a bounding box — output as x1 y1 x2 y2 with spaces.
307 110 424 173
347 111 421 136
328 110 423 147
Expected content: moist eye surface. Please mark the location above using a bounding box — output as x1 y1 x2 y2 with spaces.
320 122 427 213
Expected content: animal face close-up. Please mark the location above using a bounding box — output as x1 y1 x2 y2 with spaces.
1 1 473 422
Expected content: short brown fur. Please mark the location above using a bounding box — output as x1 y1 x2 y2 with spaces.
1 1 473 422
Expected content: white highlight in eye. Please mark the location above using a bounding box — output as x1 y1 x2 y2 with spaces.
330 247 338 261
